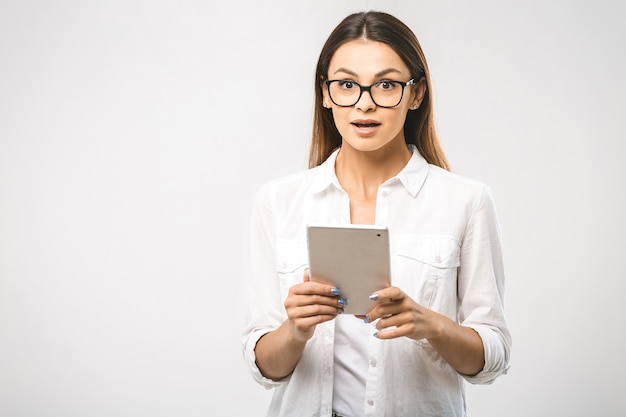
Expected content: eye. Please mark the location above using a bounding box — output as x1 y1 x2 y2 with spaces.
377 80 397 91
338 80 357 90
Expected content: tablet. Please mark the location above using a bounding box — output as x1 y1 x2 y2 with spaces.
306 223 391 315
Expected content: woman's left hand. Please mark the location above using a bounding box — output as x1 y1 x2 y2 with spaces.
365 286 486 375
364 286 444 341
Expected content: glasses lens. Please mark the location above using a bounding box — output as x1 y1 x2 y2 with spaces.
328 81 361 106
370 81 403 107
328 80 404 107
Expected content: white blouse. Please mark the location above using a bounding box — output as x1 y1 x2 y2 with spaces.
242 146 512 417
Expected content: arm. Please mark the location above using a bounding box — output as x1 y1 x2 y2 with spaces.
428 315 485 376
254 321 308 381
456 185 511 382
365 289 485 376
242 185 343 382
255 270 342 380
366 185 511 379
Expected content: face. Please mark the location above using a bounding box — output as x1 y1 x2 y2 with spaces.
323 39 425 154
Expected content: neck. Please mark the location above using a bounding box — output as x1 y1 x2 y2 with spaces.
335 142 411 198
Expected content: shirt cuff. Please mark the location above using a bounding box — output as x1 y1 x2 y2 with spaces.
243 328 291 389
462 324 510 385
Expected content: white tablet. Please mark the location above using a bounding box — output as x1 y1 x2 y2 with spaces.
306 223 391 315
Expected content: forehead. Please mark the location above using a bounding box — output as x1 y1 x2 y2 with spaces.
328 39 409 78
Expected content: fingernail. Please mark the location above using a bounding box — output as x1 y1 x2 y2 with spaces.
337 308 344 314
373 332 379 338
338 298 348 306
364 315 370 324
330 288 340 295
369 293 379 301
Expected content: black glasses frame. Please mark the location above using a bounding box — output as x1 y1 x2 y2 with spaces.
324 78 415 108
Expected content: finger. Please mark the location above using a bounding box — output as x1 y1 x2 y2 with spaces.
292 314 337 332
307 272 341 297
290 280 337 296
373 325 403 339
290 311 339 340
364 297 404 323
285 292 347 313
369 287 405 304
376 311 408 330
293 304 344 320
304 293 346 308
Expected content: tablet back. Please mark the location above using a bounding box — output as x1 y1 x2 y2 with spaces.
306 224 391 315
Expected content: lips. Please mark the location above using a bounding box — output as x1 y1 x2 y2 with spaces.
351 119 382 137
351 120 381 128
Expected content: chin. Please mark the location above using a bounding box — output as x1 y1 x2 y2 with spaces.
344 141 390 153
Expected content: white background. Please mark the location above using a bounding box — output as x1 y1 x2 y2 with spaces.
1 1 625 416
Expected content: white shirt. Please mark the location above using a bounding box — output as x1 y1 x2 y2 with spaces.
333 314 371 416
242 147 512 417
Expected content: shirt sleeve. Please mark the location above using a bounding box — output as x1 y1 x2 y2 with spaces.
241 183 290 389
457 185 512 384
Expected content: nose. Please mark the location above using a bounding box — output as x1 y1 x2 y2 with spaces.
355 87 376 111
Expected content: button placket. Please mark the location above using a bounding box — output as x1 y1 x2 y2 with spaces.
376 186 390 224
363 326 381 417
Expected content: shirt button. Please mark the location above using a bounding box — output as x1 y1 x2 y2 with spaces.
381 191 388 197
280 261 288 269
435 255 442 263
369 358 377 367
367 399 374 406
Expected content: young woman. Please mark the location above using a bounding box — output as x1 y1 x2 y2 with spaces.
242 11 511 417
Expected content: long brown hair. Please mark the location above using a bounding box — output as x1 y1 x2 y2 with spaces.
309 11 449 170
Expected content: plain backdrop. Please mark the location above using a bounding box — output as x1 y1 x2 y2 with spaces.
1 1 625 416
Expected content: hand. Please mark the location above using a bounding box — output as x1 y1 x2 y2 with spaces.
283 269 345 343
365 287 444 341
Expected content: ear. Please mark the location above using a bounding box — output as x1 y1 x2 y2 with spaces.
410 77 427 110
321 80 331 109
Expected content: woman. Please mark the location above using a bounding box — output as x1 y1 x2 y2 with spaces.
242 10 511 417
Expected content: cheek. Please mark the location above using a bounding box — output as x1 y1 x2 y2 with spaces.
331 109 352 131
389 111 409 131
398 110 409 126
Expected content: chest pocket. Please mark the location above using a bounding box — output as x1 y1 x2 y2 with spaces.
275 239 309 302
393 235 460 312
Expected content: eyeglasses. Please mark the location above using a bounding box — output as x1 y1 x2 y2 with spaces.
325 78 415 108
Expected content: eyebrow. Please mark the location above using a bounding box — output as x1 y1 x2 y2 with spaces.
332 67 403 78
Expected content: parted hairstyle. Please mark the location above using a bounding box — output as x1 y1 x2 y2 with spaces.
309 11 450 170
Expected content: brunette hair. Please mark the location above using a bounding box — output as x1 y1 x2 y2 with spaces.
309 11 449 170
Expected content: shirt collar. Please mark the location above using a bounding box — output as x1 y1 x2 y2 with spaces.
311 148 341 195
311 145 430 197
395 145 429 197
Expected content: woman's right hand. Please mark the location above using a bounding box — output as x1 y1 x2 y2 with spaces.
283 269 344 342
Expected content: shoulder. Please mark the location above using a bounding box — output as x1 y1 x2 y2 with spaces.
423 165 497 212
252 165 325 208
257 165 322 194
427 165 491 194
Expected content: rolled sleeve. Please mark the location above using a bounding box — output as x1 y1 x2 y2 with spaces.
241 184 288 388
242 328 286 388
458 185 512 384
463 324 511 384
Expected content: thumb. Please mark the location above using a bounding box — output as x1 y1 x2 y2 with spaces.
303 268 310 282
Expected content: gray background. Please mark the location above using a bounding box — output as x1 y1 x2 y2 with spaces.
1 0 625 416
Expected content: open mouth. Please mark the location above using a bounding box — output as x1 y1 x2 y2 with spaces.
352 121 381 128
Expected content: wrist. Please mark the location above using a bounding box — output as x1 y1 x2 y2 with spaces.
286 322 312 345
426 312 451 343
